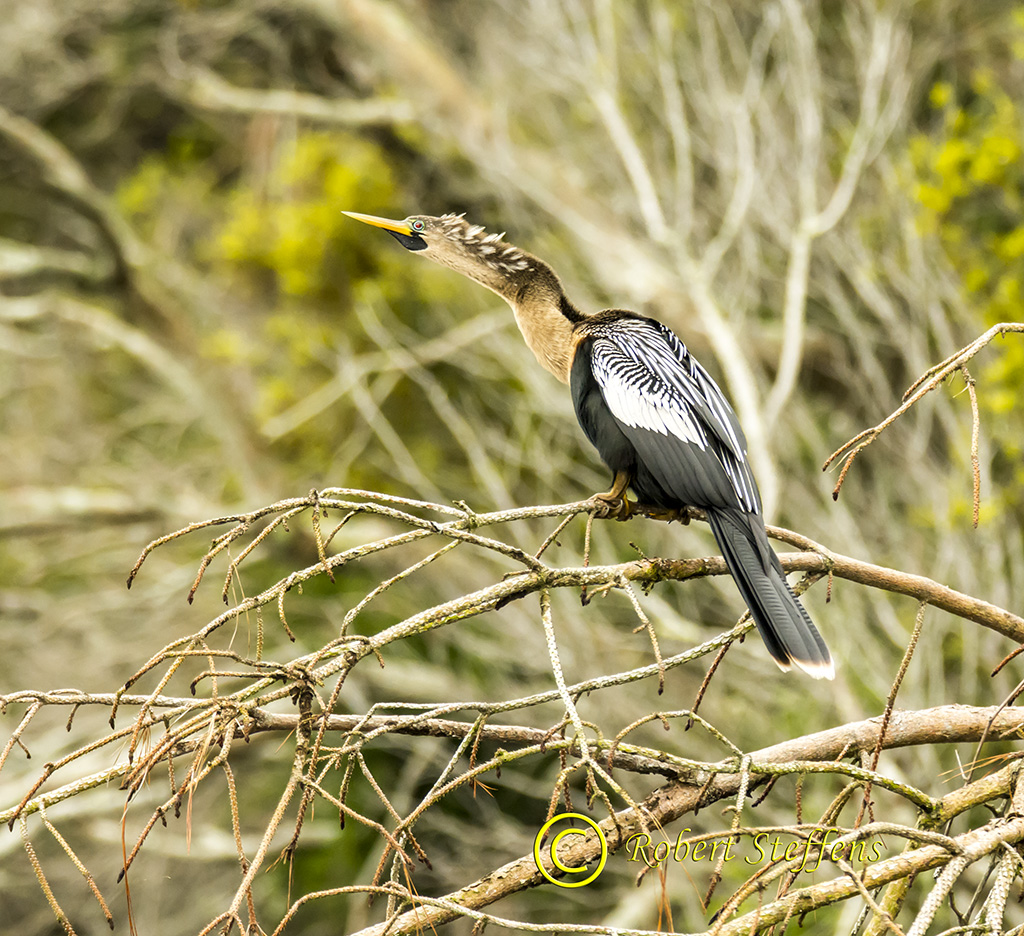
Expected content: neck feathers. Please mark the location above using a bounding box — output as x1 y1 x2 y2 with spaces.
450 256 582 383
503 263 581 383
426 216 584 383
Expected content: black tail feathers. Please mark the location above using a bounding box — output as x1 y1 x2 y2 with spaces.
706 507 834 679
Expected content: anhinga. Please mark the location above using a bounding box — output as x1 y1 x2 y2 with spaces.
343 210 834 679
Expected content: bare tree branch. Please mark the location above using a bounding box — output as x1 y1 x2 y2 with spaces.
346 707 1024 936
825 323 1024 501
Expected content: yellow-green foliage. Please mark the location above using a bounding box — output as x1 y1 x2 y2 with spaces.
212 132 396 298
115 127 503 489
116 140 221 244
909 11 1024 507
205 128 474 326
910 69 1023 327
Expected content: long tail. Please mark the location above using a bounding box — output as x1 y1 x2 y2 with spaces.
705 507 834 679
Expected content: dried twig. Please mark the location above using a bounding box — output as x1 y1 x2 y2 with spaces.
824 324 1024 502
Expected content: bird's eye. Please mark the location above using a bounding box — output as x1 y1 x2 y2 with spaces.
411 219 425 232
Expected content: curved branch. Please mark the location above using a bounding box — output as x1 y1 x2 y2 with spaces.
0 102 147 284
348 706 1024 936
129 492 1024 649
823 323 1024 500
169 65 415 127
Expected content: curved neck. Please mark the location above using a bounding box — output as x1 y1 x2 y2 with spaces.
480 257 583 384
425 236 584 383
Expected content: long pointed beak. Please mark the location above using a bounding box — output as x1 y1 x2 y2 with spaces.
341 211 413 236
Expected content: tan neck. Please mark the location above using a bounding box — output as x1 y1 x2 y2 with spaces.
428 242 581 383
489 261 579 384
504 288 576 384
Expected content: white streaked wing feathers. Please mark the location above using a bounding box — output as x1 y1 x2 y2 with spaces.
596 357 708 447
589 319 760 513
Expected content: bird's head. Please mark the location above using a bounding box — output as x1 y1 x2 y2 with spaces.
342 211 537 298
343 209 583 381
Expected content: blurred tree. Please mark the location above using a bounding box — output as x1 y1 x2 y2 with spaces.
911 47 1024 516
1 1 1022 934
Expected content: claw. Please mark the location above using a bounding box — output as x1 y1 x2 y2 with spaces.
591 493 633 520
591 469 633 520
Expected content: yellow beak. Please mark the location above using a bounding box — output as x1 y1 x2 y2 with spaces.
341 211 413 236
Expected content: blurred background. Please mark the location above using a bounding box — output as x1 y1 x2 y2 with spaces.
1 1 1022 933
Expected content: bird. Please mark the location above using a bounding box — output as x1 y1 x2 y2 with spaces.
342 210 834 679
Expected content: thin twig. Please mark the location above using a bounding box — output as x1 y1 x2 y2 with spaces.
823 323 1024 501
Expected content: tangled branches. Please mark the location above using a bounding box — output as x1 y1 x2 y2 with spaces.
2 481 1023 935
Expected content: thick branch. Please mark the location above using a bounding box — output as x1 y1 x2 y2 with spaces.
348 705 1024 936
774 551 1024 642
127 494 1024 665
363 544 1024 650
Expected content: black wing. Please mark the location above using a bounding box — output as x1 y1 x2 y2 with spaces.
587 316 761 516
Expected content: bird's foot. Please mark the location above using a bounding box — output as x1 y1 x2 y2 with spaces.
632 503 690 524
589 469 633 520
589 492 633 521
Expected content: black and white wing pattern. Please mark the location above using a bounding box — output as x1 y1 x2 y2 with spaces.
576 314 832 678
586 315 761 515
